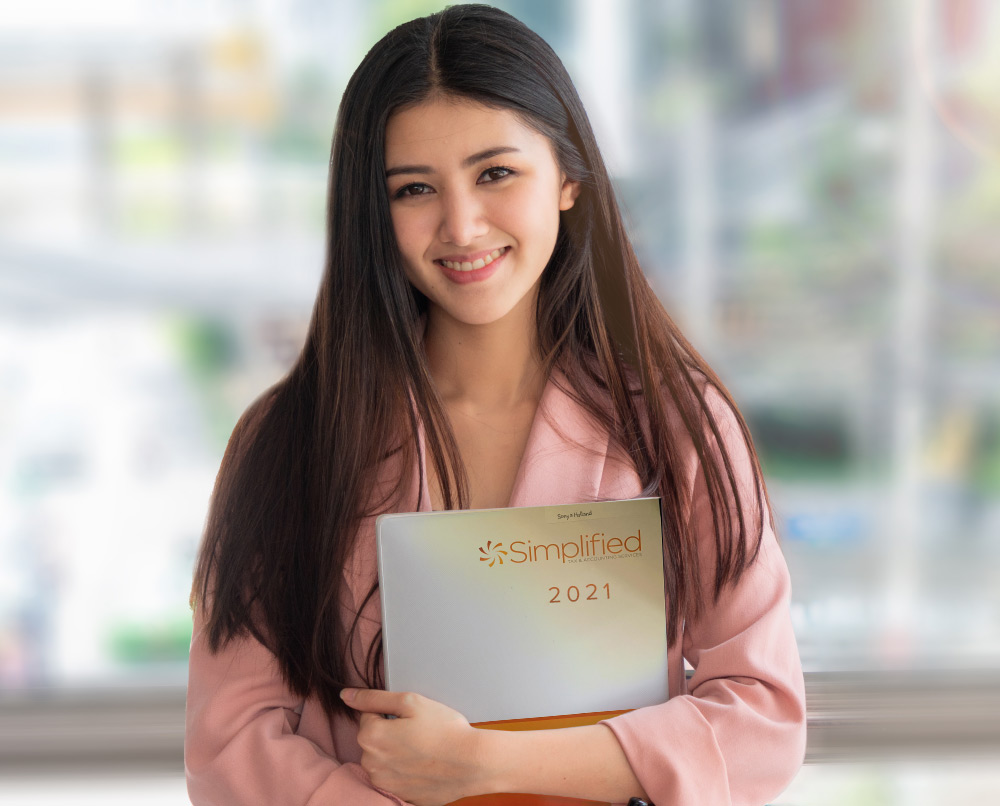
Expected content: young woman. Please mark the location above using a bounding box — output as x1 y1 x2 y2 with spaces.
186 5 807 805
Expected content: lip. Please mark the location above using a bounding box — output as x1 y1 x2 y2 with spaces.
435 247 509 285
436 247 507 264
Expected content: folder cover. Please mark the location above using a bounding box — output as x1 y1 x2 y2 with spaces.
376 497 667 725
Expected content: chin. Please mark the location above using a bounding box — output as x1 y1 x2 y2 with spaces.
427 288 538 329
447 309 514 327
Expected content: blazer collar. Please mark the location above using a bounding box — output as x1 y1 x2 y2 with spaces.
417 369 611 511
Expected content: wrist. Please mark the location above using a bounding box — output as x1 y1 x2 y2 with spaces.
468 726 510 795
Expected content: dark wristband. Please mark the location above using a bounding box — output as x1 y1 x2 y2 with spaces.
627 799 652 806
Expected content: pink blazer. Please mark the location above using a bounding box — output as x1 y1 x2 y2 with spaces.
185 373 807 805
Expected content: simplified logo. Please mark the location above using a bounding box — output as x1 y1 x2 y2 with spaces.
478 540 508 567
476 531 644 566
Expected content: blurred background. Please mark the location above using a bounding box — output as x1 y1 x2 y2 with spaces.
0 0 998 802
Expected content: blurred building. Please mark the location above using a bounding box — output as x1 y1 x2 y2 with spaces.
1 0 998 802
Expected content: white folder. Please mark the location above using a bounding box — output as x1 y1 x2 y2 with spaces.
376 497 668 724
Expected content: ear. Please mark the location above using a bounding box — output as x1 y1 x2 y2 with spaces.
559 176 581 211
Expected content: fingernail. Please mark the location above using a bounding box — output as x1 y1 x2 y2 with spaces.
340 687 356 702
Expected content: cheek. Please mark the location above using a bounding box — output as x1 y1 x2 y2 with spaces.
514 187 563 248
389 207 429 259
388 209 410 253
387 210 427 292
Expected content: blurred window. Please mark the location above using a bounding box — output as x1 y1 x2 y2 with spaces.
1 0 998 697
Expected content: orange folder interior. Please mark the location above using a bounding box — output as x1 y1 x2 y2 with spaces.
447 710 630 806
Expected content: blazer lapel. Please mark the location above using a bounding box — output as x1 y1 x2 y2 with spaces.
415 369 629 511
507 370 611 508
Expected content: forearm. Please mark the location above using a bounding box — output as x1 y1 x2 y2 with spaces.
348 689 648 804
187 628 407 805
475 723 648 803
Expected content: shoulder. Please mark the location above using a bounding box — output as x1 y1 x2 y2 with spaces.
556 355 760 497
629 362 752 471
631 363 766 532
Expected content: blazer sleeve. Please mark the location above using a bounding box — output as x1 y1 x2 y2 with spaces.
601 394 807 806
185 606 409 806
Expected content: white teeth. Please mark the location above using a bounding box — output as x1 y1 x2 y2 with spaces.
440 247 507 271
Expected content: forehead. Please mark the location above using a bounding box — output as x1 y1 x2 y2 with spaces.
384 96 554 166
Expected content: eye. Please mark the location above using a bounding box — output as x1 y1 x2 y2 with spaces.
392 182 433 200
478 165 514 184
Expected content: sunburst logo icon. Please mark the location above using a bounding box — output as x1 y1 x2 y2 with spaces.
478 540 508 567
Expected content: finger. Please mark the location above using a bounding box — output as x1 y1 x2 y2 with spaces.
356 710 393 745
341 687 421 717
357 711 384 734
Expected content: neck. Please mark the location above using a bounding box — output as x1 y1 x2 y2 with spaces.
423 301 545 412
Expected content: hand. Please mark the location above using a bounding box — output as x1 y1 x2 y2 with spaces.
342 688 489 806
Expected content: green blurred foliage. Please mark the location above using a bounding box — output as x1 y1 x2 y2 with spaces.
168 317 242 448
108 617 193 664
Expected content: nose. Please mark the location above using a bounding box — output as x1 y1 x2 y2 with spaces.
438 187 488 246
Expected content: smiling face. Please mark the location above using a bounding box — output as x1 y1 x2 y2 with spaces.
384 95 580 328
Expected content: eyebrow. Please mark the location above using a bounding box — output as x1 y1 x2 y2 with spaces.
385 146 521 178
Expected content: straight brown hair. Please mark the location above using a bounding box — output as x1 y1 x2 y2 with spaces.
192 3 770 721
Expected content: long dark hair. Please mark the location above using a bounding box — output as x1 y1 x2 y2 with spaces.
192 3 770 720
